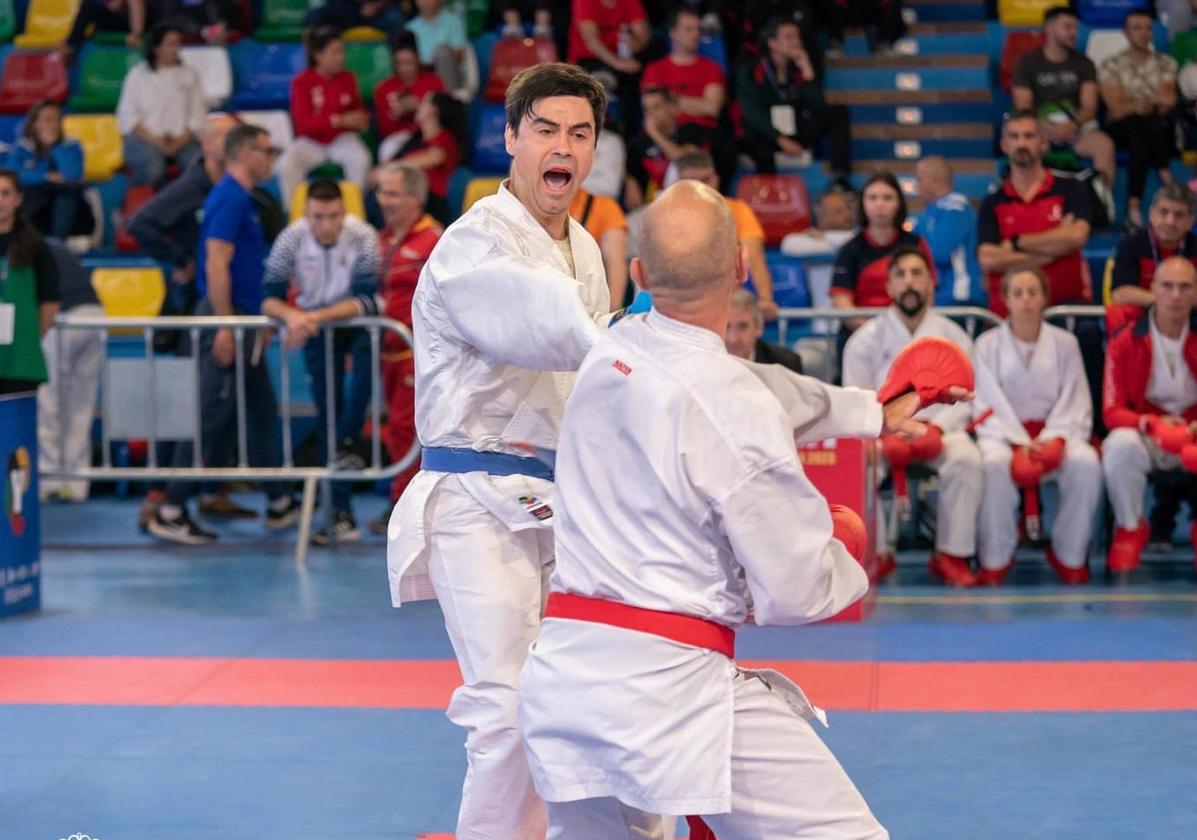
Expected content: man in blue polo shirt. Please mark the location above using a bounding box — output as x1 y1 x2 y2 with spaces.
150 124 299 545
913 155 985 307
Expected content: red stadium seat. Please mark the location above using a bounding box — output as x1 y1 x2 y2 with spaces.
0 50 67 114
999 31 1045 93
116 185 157 253
735 174 811 246
484 37 557 103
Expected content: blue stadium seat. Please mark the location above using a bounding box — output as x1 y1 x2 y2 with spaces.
471 103 510 173
1076 0 1148 28
228 40 305 110
761 253 812 310
697 34 727 75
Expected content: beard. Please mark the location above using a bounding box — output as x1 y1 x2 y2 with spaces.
1010 148 1036 168
896 289 925 317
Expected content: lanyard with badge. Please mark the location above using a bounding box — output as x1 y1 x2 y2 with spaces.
0 257 14 346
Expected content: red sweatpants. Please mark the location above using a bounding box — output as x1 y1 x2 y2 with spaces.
382 348 418 502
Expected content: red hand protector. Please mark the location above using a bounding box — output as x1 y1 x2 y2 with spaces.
1182 443 1197 473
686 817 719 840
876 336 974 408
881 434 913 504
829 503 867 563
909 424 944 461
1033 437 1066 474
1010 447 1045 489
1154 422 1193 455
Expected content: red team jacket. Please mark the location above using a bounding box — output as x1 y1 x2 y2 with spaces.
291 68 365 145
1103 309 1197 430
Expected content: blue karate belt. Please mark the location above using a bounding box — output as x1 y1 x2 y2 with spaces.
420 446 555 481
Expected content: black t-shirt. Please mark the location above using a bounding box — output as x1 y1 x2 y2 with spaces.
0 228 60 305
1011 46 1096 114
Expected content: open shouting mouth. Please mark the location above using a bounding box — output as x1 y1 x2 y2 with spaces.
543 166 574 194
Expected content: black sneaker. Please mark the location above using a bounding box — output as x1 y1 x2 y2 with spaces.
265 496 302 530
331 438 367 471
147 508 217 545
313 511 362 546
368 507 393 535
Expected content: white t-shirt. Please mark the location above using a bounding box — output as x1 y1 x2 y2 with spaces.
1146 316 1197 415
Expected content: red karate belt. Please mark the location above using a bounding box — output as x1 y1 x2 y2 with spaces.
543 592 736 658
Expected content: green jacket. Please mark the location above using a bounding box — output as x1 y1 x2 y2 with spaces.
0 260 48 384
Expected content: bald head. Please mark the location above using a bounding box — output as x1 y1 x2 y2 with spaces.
1156 255 1197 286
201 113 239 163
915 155 952 202
637 180 738 302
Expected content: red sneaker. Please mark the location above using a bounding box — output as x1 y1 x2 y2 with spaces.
976 562 1012 586
1046 546 1089 584
1107 520 1149 573
929 551 978 587
873 552 897 582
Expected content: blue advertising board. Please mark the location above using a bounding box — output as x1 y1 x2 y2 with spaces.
0 391 40 617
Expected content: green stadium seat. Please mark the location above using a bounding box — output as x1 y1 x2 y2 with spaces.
255 0 309 42
67 46 139 112
0 0 17 43
344 41 389 99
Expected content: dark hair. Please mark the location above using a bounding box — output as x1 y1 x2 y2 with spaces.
224 123 268 162
1043 6 1077 26
1152 182 1197 215
1124 8 1154 26
675 149 715 173
307 178 343 203
641 84 675 103
1001 266 1051 299
0 167 40 268
505 63 607 146
22 99 62 154
761 14 799 46
426 91 468 147
391 29 419 57
857 171 907 229
888 244 930 275
305 26 342 67
667 6 700 31
145 21 183 70
1002 107 1040 128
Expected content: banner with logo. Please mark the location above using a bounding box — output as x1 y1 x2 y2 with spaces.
1 392 40 617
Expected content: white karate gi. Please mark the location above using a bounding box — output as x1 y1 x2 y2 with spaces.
842 308 982 556
1104 318 1197 528
386 184 610 840
520 309 888 840
972 323 1101 570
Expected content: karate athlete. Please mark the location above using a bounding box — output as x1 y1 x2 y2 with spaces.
1103 255 1197 573
842 246 983 586
519 180 963 839
973 268 1102 584
385 63 612 839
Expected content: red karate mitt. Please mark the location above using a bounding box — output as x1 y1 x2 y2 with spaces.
909 423 944 461
881 434 914 506
1011 446 1045 541
876 336 974 408
829 503 867 563
1032 437 1066 474
1154 422 1193 455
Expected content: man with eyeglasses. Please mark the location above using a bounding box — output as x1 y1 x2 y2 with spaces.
368 162 442 534
149 124 300 545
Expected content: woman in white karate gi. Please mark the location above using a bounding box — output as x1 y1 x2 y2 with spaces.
973 267 1102 583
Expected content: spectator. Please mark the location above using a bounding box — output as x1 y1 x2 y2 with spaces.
676 150 777 318
1100 9 1179 232
581 120 627 199
148 125 300 545
831 170 934 323
405 0 468 92
276 27 373 208
625 87 710 207
641 9 724 131
37 242 103 503
842 245 982 586
973 267 1101 584
1012 5 1116 193
6 100 90 241
382 92 465 225
116 22 206 187
1170 0 1197 66
724 287 803 372
1109 183 1197 311
978 110 1092 316
570 186 629 307
735 15 851 184
780 188 855 256
0 169 60 397
158 0 246 43
498 1 555 39
262 179 381 545
568 0 651 129
374 35 446 165
371 162 442 532
62 0 146 58
307 0 403 37
1102 256 1197 574
820 0 905 56
913 155 985 307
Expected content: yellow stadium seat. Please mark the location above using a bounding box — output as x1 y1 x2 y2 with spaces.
289 180 367 222
997 0 1055 26
62 114 123 182
91 267 166 335
461 176 503 212
14 0 81 48
341 26 386 42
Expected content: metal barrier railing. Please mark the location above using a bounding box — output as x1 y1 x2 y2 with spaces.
41 313 418 563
